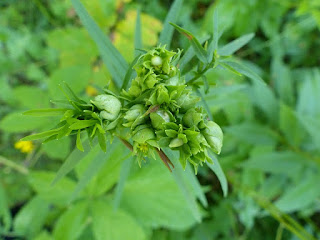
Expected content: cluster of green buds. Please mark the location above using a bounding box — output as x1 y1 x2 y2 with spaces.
22 46 223 173
120 45 223 172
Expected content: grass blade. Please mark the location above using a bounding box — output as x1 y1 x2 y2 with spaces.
113 157 133 210
186 164 208 207
158 0 183 49
207 152 228 197
134 9 142 57
207 7 219 61
164 149 202 222
69 146 107 202
219 33 255 56
52 138 90 185
71 0 128 89
121 55 140 90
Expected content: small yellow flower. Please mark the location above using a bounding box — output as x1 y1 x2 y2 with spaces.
86 85 98 97
137 143 149 154
14 140 34 154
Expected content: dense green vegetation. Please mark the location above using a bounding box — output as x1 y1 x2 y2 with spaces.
1 0 320 239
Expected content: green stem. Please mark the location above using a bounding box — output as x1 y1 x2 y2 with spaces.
276 223 284 240
0 155 29 175
187 64 212 85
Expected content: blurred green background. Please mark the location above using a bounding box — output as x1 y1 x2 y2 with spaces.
1 0 320 239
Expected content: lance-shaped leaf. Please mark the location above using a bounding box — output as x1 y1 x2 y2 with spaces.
20 126 64 141
23 108 70 117
207 152 228 197
52 138 90 185
170 23 208 63
159 0 184 49
69 120 98 130
219 33 255 56
71 0 128 89
134 9 142 57
207 8 219 62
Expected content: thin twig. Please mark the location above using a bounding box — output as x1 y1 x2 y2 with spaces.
118 138 133 152
155 148 174 172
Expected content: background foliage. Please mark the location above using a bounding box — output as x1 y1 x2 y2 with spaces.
1 0 320 239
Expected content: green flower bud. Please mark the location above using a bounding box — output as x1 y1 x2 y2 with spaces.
177 93 200 112
169 138 184 148
169 66 177 77
202 121 223 154
182 108 203 128
132 127 156 144
145 73 158 89
123 104 146 128
157 85 170 104
91 94 121 121
150 109 171 130
151 56 163 66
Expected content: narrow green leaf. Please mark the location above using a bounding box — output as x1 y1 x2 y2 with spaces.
76 130 84 152
219 62 242 76
21 127 63 141
134 9 142 57
52 138 90 185
97 132 107 152
121 55 140 90
23 108 69 117
179 36 209 72
158 0 183 49
207 8 219 61
113 157 133 210
219 33 254 56
170 23 208 63
296 114 320 151
221 60 261 83
71 0 128 89
185 164 208 207
207 152 228 197
164 149 202 222
70 147 108 202
61 82 85 103
224 60 279 124
69 120 97 130
196 89 212 121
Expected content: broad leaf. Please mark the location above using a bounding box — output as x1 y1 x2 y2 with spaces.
13 196 50 238
53 201 89 240
92 200 146 240
121 157 199 230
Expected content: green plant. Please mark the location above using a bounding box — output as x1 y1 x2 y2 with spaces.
1 0 320 239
